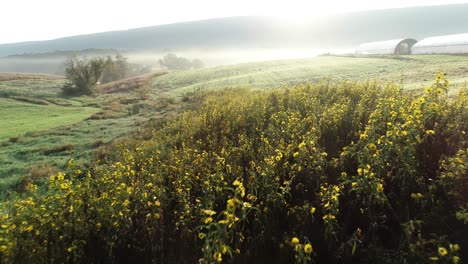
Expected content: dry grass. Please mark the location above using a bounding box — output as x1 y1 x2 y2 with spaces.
37 144 74 155
96 72 166 94
0 72 65 81
27 163 59 181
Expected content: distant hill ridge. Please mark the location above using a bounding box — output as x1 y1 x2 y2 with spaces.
1 4 468 57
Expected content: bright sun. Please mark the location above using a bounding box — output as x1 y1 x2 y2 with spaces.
275 15 314 26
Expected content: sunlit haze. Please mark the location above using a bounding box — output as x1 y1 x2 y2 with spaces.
1 0 467 44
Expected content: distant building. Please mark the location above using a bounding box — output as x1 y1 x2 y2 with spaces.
355 38 418 55
411 33 468 54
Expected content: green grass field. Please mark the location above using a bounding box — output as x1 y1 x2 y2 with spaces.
0 99 98 141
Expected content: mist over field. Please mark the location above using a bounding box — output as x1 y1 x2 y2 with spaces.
0 48 354 74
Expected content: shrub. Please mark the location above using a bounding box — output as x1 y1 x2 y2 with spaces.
62 56 106 96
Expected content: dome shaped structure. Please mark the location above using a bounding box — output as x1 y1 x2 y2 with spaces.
355 38 418 55
411 33 468 54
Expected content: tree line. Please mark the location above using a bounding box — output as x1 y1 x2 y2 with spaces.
62 54 203 96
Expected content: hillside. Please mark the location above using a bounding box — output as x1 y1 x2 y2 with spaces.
1 54 467 197
1 4 468 57
151 55 468 97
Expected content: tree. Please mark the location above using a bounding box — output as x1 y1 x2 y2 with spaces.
101 54 129 83
101 54 151 84
158 53 194 71
191 59 204 69
62 56 106 95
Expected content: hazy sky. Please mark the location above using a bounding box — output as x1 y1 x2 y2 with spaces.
1 0 467 44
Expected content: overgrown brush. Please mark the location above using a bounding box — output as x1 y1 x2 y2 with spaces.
1 73 466 263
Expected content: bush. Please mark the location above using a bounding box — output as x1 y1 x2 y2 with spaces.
1 73 466 263
62 57 106 96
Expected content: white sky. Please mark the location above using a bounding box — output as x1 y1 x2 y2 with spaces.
1 0 467 44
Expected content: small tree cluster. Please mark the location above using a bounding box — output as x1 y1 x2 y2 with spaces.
101 55 152 84
101 55 128 83
62 55 152 95
159 53 204 71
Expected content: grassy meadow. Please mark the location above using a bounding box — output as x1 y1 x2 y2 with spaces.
151 55 468 96
0 54 467 263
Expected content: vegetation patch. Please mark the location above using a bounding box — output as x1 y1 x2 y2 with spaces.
39 144 74 155
1 74 466 263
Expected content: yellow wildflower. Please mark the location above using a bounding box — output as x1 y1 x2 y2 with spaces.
294 244 302 252
238 186 245 197
291 237 300 245
57 172 65 180
323 214 336 220
411 193 423 199
214 252 222 262
25 225 33 232
310 207 316 214
227 198 236 211
376 183 384 193
438 247 448 256
450 244 460 252
304 243 313 254
202 209 217 216
298 141 306 149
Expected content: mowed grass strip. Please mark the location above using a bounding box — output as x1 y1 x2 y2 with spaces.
0 99 99 141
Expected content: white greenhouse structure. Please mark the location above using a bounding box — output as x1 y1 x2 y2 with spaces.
355 38 418 55
411 33 468 54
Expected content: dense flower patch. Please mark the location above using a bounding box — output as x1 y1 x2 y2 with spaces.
1 73 466 263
